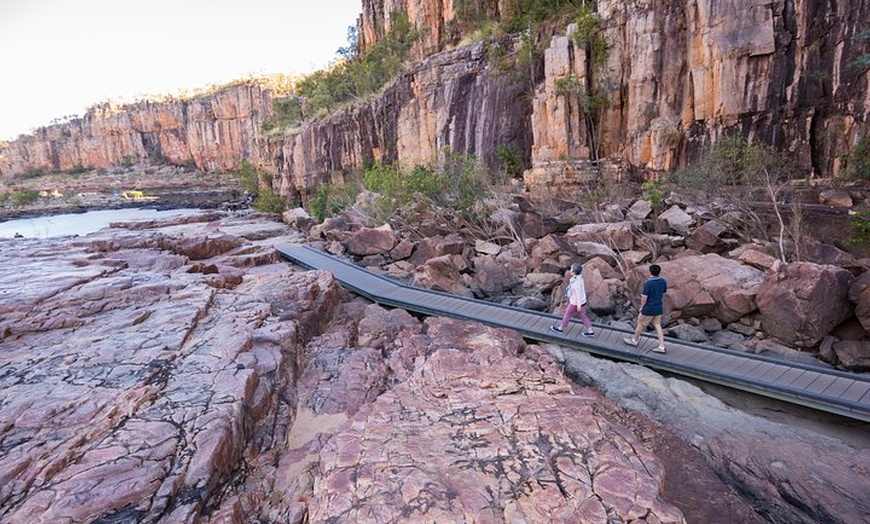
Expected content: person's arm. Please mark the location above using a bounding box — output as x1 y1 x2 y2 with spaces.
639 292 648 309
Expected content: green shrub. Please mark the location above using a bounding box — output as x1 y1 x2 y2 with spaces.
13 167 47 181
361 152 496 224
572 4 606 70
847 209 870 248
237 160 260 195
840 136 870 182
496 145 523 177
308 181 360 222
670 135 787 190
262 96 305 133
253 188 286 214
12 190 39 206
293 13 419 118
641 179 665 209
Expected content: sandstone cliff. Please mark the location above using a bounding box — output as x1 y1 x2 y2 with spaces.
0 85 275 176
267 41 532 203
526 0 870 186
0 0 867 196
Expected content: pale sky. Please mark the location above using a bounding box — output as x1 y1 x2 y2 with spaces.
0 0 361 141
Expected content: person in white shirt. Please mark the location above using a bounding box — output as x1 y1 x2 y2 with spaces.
550 262 595 337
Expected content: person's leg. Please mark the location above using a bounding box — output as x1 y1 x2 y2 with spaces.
633 314 652 340
652 315 665 347
558 303 577 330
625 314 650 345
578 304 592 332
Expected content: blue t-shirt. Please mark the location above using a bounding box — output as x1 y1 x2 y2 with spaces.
641 276 667 316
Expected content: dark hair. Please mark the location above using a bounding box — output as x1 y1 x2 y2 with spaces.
570 262 582 274
650 264 661 276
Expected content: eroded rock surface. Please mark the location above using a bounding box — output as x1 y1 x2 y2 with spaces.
0 213 863 523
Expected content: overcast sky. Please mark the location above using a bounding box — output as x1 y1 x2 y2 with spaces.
0 0 360 141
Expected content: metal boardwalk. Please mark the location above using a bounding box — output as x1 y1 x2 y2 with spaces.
278 244 870 423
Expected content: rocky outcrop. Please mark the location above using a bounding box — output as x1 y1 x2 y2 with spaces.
554 348 870 524
0 85 276 175
2 213 866 523
0 215 690 522
309 192 869 370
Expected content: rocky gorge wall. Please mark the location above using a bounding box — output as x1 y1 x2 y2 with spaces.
0 85 276 176
266 41 532 202
0 0 867 196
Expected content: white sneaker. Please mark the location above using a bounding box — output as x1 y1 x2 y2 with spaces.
652 345 666 354
623 336 638 347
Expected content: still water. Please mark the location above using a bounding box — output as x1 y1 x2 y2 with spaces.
0 208 205 239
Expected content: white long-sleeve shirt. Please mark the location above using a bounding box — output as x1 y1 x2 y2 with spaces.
566 274 587 306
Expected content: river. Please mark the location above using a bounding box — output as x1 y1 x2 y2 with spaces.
0 208 206 239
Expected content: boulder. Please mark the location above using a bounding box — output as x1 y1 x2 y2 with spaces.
411 254 472 296
832 340 870 371
736 248 783 273
408 234 466 265
565 221 635 251
566 240 619 265
529 233 574 260
282 207 313 230
684 219 731 253
668 323 709 343
522 271 564 294
656 205 694 234
467 255 517 297
390 238 415 261
628 255 765 324
849 271 870 333
585 266 616 315
474 239 502 256
489 207 561 239
756 263 854 348
819 189 853 207
800 238 860 270
346 224 397 256
627 199 653 221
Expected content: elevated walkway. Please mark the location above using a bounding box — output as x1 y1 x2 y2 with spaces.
278 244 870 423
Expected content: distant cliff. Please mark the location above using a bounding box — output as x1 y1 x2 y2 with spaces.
0 85 276 176
1 0 867 198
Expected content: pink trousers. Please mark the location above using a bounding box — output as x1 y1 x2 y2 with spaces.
559 303 592 331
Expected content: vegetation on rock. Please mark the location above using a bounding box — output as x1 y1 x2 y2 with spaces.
264 13 419 132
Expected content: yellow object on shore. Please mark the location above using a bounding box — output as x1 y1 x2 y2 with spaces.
120 190 158 201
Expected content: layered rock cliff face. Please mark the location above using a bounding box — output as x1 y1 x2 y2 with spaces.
0 85 275 176
525 0 870 185
0 0 867 195
267 41 532 202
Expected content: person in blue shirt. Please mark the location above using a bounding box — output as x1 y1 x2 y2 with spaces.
623 264 668 353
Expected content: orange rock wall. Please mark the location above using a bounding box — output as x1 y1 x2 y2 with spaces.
0 85 276 176
1 0 867 195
